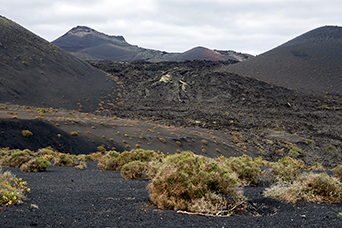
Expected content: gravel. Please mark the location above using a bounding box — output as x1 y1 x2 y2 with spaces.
2 162 342 227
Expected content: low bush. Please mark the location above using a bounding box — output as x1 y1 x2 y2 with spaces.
74 161 87 170
22 130 33 137
121 161 148 179
309 162 325 171
97 150 120 170
147 151 243 214
53 153 78 166
35 147 57 158
222 155 260 186
98 149 162 171
0 169 30 205
254 156 273 167
20 157 51 172
332 165 342 179
77 154 95 162
270 156 305 183
0 149 35 168
289 146 304 157
97 146 106 153
264 172 342 203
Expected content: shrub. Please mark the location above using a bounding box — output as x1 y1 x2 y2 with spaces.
0 169 30 205
309 162 325 171
53 153 78 166
273 127 283 131
20 157 51 172
97 146 106 153
70 131 78 136
254 156 273 167
22 130 33 137
159 138 166 143
289 146 304 156
121 161 148 179
74 161 87 170
97 150 121 170
270 157 305 183
223 155 260 186
264 172 342 203
77 154 95 162
306 139 314 144
332 165 342 179
147 151 243 213
201 140 208 146
35 147 57 157
327 145 337 151
98 149 161 171
0 149 35 167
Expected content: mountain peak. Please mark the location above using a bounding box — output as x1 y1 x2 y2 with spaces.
64 25 126 42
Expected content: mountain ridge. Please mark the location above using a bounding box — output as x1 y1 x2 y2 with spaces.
52 26 253 62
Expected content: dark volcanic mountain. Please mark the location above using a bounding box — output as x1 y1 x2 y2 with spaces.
225 26 342 97
0 16 117 111
52 26 253 62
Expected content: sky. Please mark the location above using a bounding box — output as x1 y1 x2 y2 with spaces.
2 0 341 55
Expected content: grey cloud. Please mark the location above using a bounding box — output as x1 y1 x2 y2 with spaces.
1 0 342 55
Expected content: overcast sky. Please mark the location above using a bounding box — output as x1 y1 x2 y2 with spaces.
2 0 341 55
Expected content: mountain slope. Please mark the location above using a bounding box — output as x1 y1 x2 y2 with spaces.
224 26 342 97
52 26 253 62
0 16 117 111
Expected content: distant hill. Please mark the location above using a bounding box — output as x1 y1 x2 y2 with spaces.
52 26 253 62
0 16 117 111
225 26 342 97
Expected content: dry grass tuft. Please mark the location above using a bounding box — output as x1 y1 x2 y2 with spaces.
264 172 342 203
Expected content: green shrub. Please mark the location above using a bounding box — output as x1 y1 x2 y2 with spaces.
332 165 342 179
70 131 78 136
327 145 337 151
201 140 208 146
147 151 243 213
254 156 273 167
53 153 78 166
35 147 57 157
270 157 305 183
306 139 313 144
159 138 166 143
97 150 120 170
121 161 148 179
0 149 35 167
289 146 304 156
273 127 283 131
74 161 87 170
20 157 51 172
0 169 30 205
97 146 106 153
22 130 33 137
98 149 161 171
264 172 342 203
77 154 95 162
223 155 260 186
309 162 325 171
